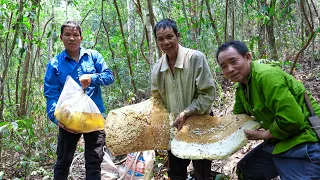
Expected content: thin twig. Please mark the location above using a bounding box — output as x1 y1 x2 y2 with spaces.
80 9 95 25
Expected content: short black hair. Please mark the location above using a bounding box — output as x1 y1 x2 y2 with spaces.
216 40 249 60
153 18 178 39
60 20 82 36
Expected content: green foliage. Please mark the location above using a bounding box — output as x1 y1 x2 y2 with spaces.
256 59 301 70
0 116 56 179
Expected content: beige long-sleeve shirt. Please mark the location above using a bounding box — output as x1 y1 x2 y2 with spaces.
151 45 216 116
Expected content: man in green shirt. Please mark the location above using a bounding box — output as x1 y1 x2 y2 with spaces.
151 18 216 180
216 40 320 179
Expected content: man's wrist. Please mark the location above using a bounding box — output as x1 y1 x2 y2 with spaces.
182 109 191 117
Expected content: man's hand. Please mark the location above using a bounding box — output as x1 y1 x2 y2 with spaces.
172 112 187 131
58 122 78 134
79 74 91 89
244 129 273 140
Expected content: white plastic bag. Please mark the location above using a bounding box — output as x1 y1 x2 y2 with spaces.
101 150 155 180
119 151 155 180
101 147 120 180
54 76 105 133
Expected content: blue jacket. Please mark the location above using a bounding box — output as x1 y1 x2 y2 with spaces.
44 47 114 124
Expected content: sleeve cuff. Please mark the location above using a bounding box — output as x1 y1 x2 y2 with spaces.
51 117 58 125
269 119 289 140
49 112 58 125
183 108 193 117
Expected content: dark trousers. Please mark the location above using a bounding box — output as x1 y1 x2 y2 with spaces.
168 151 212 180
54 128 106 180
237 141 320 180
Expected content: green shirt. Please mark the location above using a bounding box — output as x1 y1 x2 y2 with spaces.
234 62 320 154
151 45 216 116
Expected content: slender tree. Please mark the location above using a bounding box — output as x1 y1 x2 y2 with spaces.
113 0 137 93
257 0 267 58
290 0 317 74
102 0 122 90
205 0 221 45
0 0 24 121
265 0 278 60
224 0 229 42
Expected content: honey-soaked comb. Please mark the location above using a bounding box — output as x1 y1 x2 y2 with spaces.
175 114 252 144
105 98 172 156
171 114 261 160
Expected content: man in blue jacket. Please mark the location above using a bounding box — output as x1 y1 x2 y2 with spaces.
44 21 114 180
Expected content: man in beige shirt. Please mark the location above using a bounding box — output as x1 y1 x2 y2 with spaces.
151 18 216 180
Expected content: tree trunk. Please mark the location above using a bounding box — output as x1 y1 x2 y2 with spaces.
310 0 320 23
113 0 137 94
146 14 156 70
19 26 34 117
258 24 267 58
198 0 204 37
146 0 155 29
301 2 304 47
0 0 24 121
48 1 54 62
257 0 267 58
127 0 135 55
132 0 150 65
181 0 190 31
189 0 197 42
205 0 221 45
306 0 315 69
266 0 278 60
16 34 26 114
65 0 68 20
102 0 122 90
147 0 161 58
289 0 316 74
0 0 24 165
224 0 229 42
231 0 235 40
27 12 53 116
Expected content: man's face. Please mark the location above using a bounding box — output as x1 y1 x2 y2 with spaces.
156 27 180 56
60 26 82 53
217 47 251 84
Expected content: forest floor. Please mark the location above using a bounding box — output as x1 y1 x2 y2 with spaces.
66 59 320 180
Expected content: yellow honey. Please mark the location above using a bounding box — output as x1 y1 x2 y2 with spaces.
54 109 105 133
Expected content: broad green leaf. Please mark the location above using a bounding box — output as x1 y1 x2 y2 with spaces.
23 21 31 29
245 0 253 5
0 121 9 126
46 31 51 38
269 6 275 16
